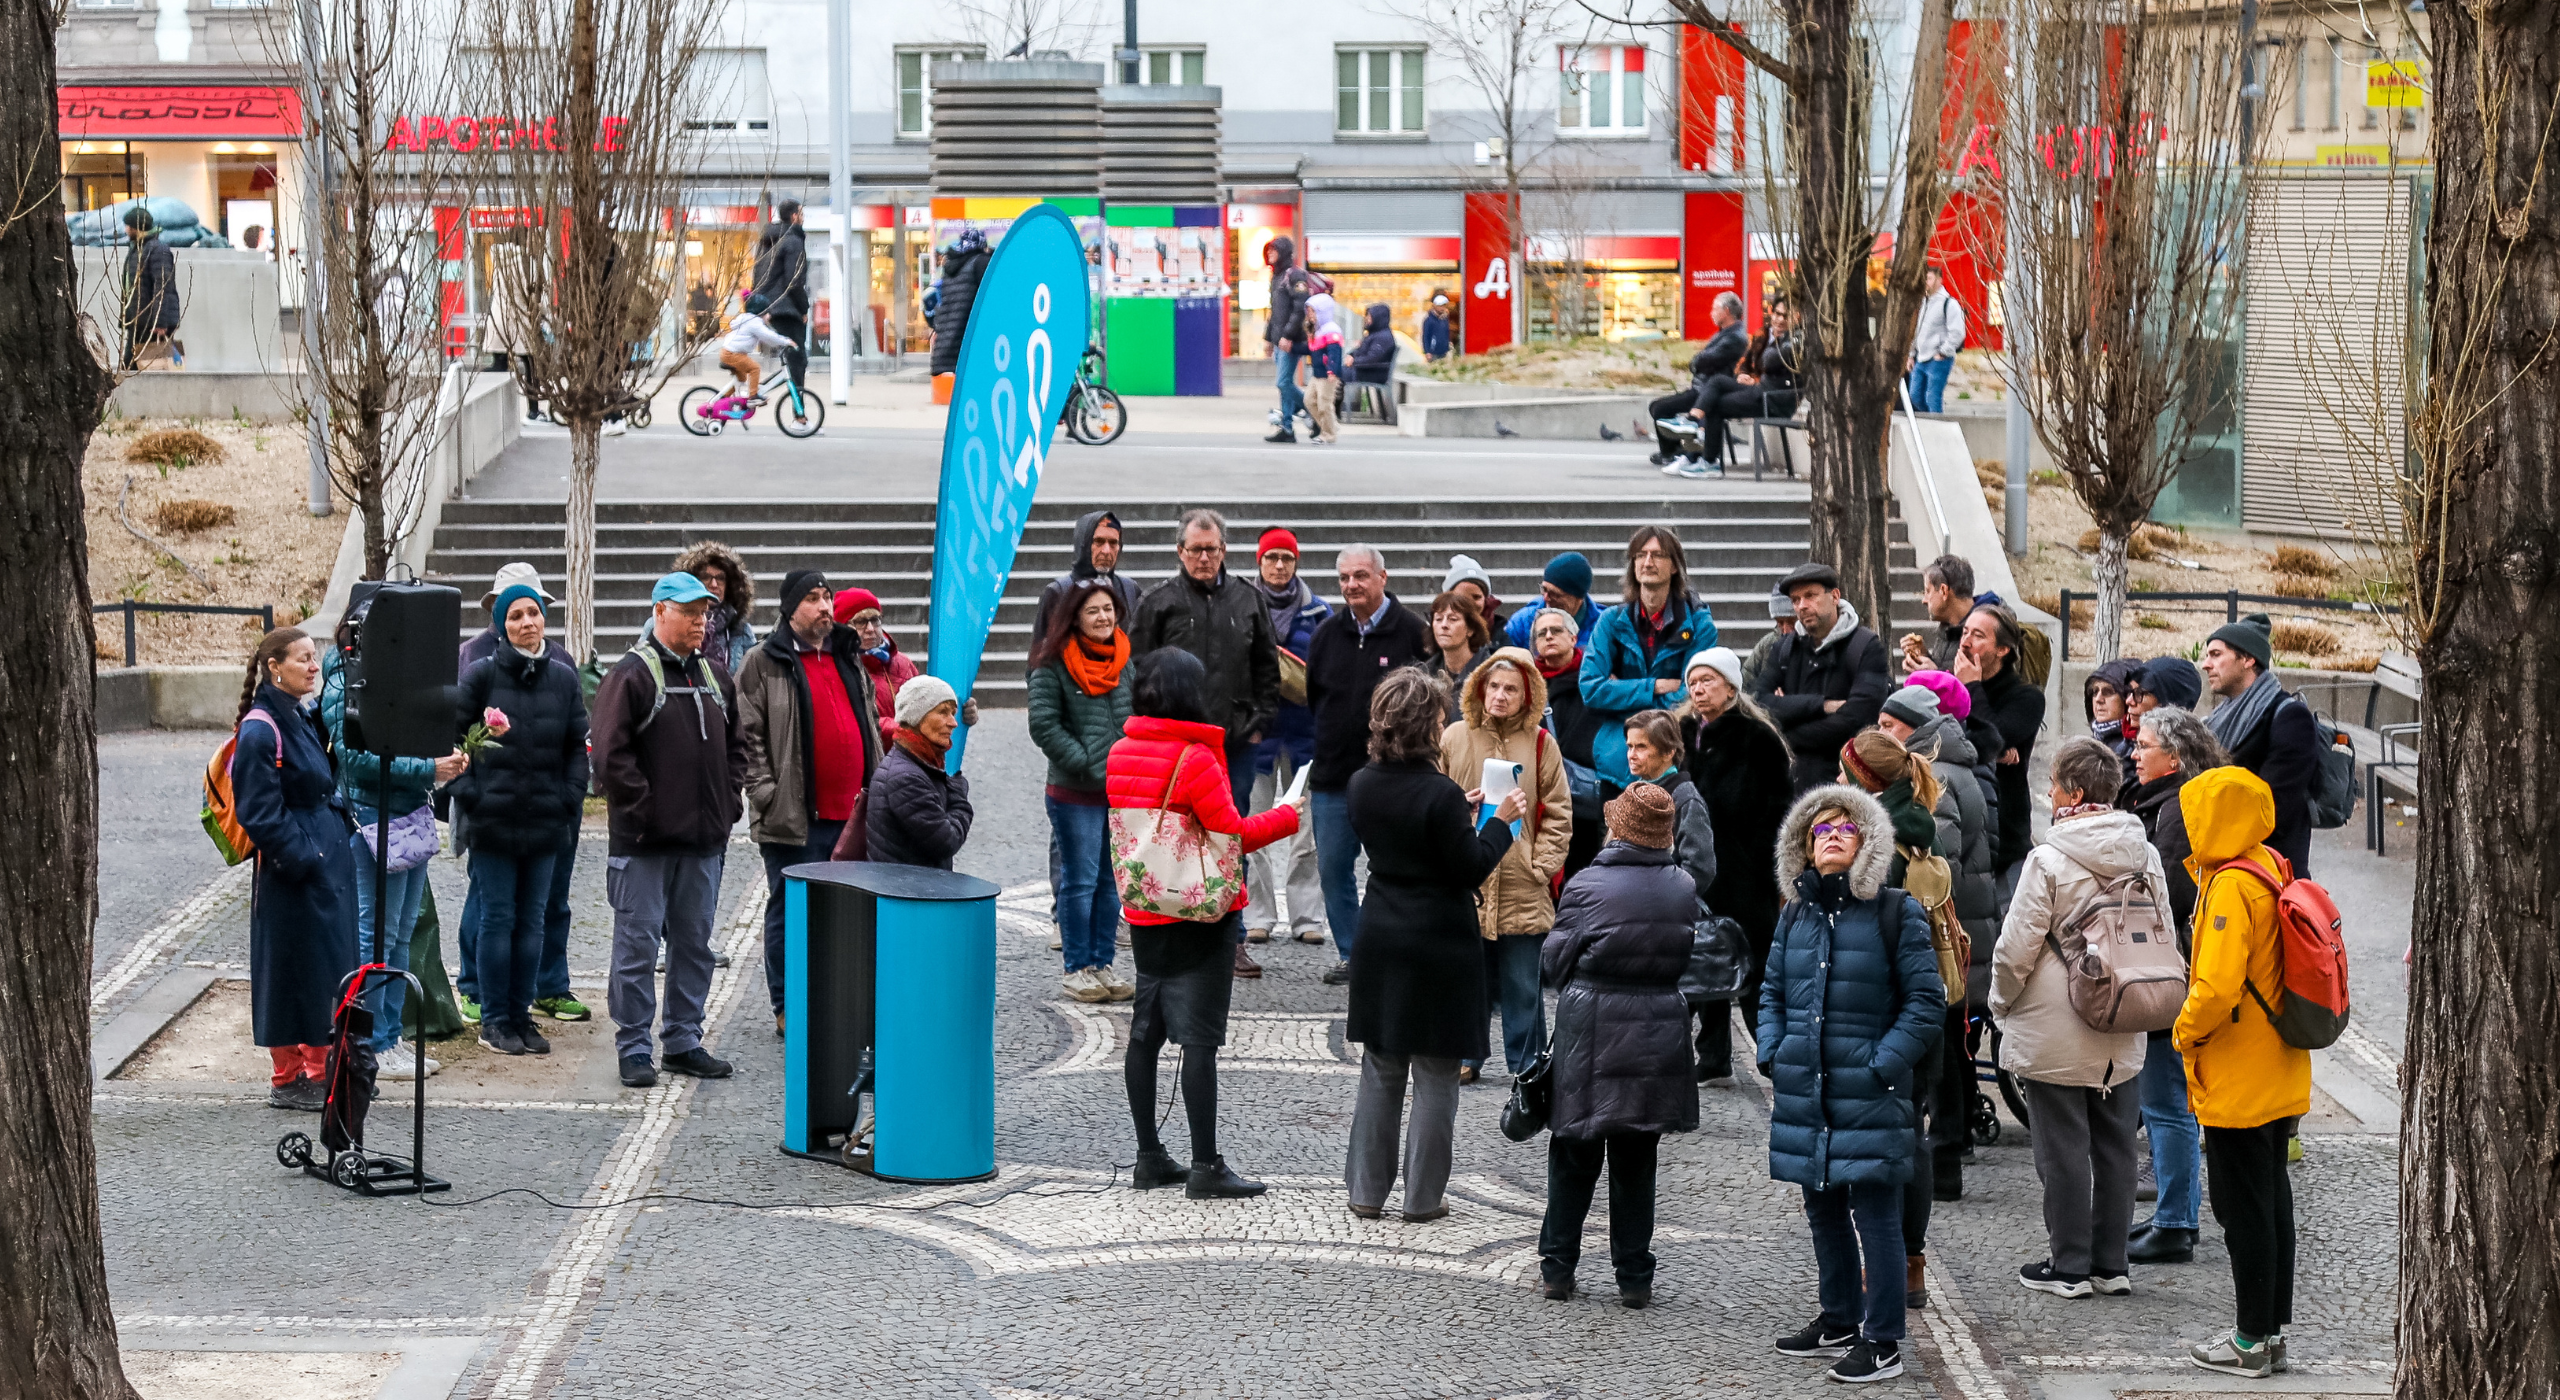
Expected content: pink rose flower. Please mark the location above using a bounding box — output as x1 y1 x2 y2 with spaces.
482 707 511 736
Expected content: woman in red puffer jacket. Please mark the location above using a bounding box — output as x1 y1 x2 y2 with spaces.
1106 649 1301 1201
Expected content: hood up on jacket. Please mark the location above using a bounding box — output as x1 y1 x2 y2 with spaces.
1457 646 1547 736
1907 712 1978 769
2180 765 2277 870
2041 805 2158 879
2137 655 2205 710
2087 658 2144 725
1069 508 1122 580
1365 302 1390 332
672 539 756 618
1268 235 1295 271
1776 784 1894 902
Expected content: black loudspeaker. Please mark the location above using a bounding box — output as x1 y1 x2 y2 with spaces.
347 582 462 759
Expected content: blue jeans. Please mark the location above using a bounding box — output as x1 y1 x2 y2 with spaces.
347 815 429 1053
1275 341 1306 424
2139 1033 2203 1230
760 818 846 1015
1907 357 1954 413
1804 1181 1906 1343
460 818 576 1004
1465 933 1548 1074
1312 788 1361 961
468 847 558 1034
1046 797 1120 972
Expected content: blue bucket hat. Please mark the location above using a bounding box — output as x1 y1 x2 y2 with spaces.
652 571 717 605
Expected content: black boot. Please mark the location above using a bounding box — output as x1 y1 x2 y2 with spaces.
2127 1224 2198 1263
1186 1155 1267 1199
1130 1148 1185 1190
1933 1155 1964 1202
1264 427 1297 443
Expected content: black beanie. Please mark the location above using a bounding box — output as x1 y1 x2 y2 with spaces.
780 569 830 613
2207 612 2274 670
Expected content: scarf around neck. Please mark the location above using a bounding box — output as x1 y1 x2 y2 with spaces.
1252 574 1309 641
2205 668 2288 751
1061 629 1129 697
1536 646 1583 680
895 728 949 772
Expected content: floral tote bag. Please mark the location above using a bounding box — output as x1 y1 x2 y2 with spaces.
1109 748 1244 923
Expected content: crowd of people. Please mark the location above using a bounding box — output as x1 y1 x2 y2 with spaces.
222 520 2332 1384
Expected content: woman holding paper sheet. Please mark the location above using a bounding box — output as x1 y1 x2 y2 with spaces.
1438 647 1573 1082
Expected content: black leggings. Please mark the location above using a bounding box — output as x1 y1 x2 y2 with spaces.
2204 1121 2296 1339
1127 1034 1220 1163
768 312 810 390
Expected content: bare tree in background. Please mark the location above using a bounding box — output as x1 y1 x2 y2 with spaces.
0 0 133 1394
459 0 729 662
264 0 466 579
953 0 1109 60
1970 0 2278 662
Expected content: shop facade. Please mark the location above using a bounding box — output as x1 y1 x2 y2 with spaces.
56 83 303 253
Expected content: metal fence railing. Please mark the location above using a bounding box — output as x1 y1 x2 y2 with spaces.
95 601 276 668
2054 589 2399 666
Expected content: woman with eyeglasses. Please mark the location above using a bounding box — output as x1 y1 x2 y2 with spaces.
1760 782 1946 1385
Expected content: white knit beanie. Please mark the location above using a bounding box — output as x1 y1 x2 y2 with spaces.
895 674 959 730
1684 646 1744 693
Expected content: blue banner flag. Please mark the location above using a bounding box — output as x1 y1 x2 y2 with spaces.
926 202 1091 768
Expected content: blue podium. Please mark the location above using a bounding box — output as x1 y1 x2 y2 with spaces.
781 861 999 1183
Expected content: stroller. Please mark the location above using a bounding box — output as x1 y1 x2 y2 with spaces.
276 965 449 1196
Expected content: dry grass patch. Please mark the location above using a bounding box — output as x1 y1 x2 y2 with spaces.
127 428 226 470
2268 544 2338 578
2076 523 2183 561
2271 620 2342 656
151 499 237 534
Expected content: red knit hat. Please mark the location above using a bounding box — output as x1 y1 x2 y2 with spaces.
833 586 882 623
1258 527 1300 559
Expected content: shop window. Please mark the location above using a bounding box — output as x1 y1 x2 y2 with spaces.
686 49 772 133
1141 48 1205 86
897 47 986 137
1336 48 1425 136
60 142 143 213
1559 45 1645 135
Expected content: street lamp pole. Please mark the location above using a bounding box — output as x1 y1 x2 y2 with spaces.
827 0 851 404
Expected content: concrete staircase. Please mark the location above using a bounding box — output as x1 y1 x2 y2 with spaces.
424 496 1931 704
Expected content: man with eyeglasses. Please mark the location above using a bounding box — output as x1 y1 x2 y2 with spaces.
1131 509 1285 976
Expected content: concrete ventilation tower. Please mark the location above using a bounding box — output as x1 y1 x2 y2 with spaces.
927 60 1104 198
1100 85 1222 204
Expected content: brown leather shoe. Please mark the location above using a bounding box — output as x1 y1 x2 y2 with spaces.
1907 1254 1930 1308
1233 944 1263 978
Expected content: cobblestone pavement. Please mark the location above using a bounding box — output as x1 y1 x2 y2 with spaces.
93 714 2404 1398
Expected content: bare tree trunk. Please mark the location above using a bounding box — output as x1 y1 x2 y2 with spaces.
2398 3 2560 1394
0 1 133 1391
565 418 602 662
2089 525 2128 663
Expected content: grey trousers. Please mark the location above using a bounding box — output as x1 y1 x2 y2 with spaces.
2022 1076 2143 1278
608 851 725 1061
1347 1050 1461 1215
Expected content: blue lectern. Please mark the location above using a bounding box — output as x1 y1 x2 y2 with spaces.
781 861 999 1183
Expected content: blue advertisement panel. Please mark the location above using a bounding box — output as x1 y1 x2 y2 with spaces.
926 201 1092 768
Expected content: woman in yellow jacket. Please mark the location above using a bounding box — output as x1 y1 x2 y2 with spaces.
2171 766 2310 1379
1439 647 1573 1082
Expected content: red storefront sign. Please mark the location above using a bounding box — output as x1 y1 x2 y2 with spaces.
386 114 628 153
1677 27 1747 174
59 85 303 139
1681 191 1746 337
1460 191 1516 355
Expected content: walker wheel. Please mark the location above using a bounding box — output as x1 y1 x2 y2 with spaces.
1969 1091 2003 1146
277 1131 313 1169
331 1149 367 1189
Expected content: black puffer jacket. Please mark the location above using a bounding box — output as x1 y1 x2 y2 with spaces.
1264 237 1308 348
454 648 590 855
1130 569 1281 744
752 219 810 317
1906 712 1996 1000
866 738 973 870
1968 663 2047 867
1681 706 1792 947
928 238 989 376
1754 607 1893 793
1543 842 1702 1140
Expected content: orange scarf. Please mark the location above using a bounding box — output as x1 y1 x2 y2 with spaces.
1060 628 1129 697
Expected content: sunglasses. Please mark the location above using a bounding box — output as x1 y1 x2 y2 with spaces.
1812 822 1861 839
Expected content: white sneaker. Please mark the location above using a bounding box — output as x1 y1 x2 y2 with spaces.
378 1045 440 1080
1102 966 1136 1001
1049 927 1064 951
1064 968 1111 1004
604 418 627 437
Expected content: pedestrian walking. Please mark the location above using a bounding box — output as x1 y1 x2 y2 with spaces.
639 541 759 677
1536 780 1700 1308
1304 291 1346 444
1580 527 1720 789
1304 545 1436 985
1763 784 1946 1385
929 228 989 379
321 607 465 1082
1990 737 2156 1299
1437 648 1571 1081
1028 577 1134 1003
120 204 181 369
1501 551 1599 651
1034 510 1137 647
453 583 591 1058
1958 602 2047 898
751 199 811 393
1529 606 1608 883
1905 267 1965 413
2200 614 2324 876
1675 647 1792 1083
1754 562 1892 793
1895 555 1976 677
593 572 746 1090
1264 236 1313 442
232 629 359 1112
1422 590 1492 723
1244 528 1331 948
2172 767 2308 1378
739 570 882 1036
2121 704 2227 1265
1420 293 1452 363
867 675 975 871
1345 670 1520 1221
834 587 922 744
1108 649 1304 1199
1131 509 1283 975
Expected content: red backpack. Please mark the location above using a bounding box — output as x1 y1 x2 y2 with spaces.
2213 854 2350 1049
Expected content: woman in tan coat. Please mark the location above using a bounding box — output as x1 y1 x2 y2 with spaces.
1439 647 1573 1081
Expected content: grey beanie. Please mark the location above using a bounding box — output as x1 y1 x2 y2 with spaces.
1882 684 1942 729
1441 553 1493 596
895 674 959 729
1766 586 1795 618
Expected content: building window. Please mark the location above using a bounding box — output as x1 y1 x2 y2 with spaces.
1336 48 1425 136
685 49 771 132
1559 45 1645 134
1141 48 1204 86
897 47 985 137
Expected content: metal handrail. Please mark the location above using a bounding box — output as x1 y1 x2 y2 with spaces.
2055 588 2401 663
1893 379 1953 560
94 601 276 668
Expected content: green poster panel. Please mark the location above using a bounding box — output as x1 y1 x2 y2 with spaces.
1105 297 1176 396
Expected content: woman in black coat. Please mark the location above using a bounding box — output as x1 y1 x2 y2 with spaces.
1345 670 1518 1222
866 676 974 870
453 587 590 1057
928 230 990 377
1676 648 1794 1081
231 628 359 1111
1536 781 1700 1307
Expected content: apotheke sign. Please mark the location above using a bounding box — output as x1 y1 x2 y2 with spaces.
386 115 629 153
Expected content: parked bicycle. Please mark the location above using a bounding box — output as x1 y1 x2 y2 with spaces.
680 362 823 438
1059 346 1125 446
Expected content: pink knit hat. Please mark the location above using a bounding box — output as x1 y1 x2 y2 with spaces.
1906 668 1971 720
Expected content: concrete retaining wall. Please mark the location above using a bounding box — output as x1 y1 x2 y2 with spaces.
1401 394 1653 440
95 665 244 733
108 371 301 422
1399 380 1629 406
76 247 282 375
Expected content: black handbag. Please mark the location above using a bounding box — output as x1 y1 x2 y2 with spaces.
1500 1045 1554 1142
1680 912 1750 1006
